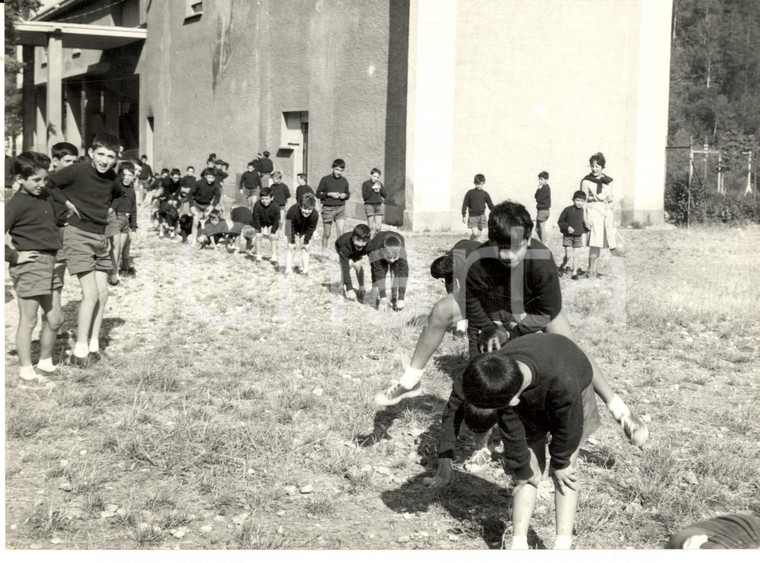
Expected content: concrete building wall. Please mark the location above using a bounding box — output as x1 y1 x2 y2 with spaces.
140 0 406 218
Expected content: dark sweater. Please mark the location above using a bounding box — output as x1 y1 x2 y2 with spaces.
5 189 62 264
251 201 280 233
47 162 125 234
138 162 153 181
316 174 350 206
189 179 221 207
438 333 591 480
270 182 291 207
666 515 760 549
462 188 494 216
362 179 388 204
230 206 253 225
180 174 196 189
465 239 561 339
535 184 551 210
240 171 260 189
256 158 274 174
161 177 183 198
112 184 138 230
365 231 409 300
214 169 229 184
295 184 315 205
285 204 318 244
335 232 369 291
557 205 588 236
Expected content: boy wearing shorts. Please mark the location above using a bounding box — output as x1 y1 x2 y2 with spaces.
557 191 589 279
239 161 261 209
251 187 281 263
365 231 409 312
335 224 371 301
534 171 551 243
462 174 494 240
317 159 350 252
188 167 222 245
285 193 318 275
46 133 125 367
5 152 64 380
106 161 138 286
362 168 387 236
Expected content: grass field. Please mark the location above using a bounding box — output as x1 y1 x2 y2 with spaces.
4 210 759 550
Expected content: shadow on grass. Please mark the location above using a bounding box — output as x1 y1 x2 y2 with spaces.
355 394 446 446
432 353 469 381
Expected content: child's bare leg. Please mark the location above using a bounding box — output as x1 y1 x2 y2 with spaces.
73 272 100 358
335 218 346 238
552 448 581 549
109 234 122 281
572 247 580 274
321 222 332 251
351 262 365 291
87 271 109 353
301 240 310 273
38 293 63 368
121 232 131 270
588 246 600 275
16 297 41 374
561 247 571 270
511 444 545 549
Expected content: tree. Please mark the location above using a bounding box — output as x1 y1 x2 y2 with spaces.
4 0 42 151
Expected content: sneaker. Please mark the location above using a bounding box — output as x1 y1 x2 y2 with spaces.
34 365 57 377
18 368 39 381
88 351 102 365
374 381 422 406
620 414 649 448
571 274 579 280
463 447 492 473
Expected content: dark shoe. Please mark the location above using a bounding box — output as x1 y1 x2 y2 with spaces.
69 353 91 368
88 351 102 365
124 267 137 277
571 274 579 280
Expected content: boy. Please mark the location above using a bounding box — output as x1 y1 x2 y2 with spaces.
188 167 222 245
5 152 64 380
157 200 180 239
362 168 388 236
50 142 80 312
196 208 226 250
229 203 256 253
152 168 183 227
284 193 318 275
51 141 79 170
365 231 409 312
295 173 314 206
137 154 153 205
118 158 142 277
106 161 138 286
433 333 600 550
239 161 261 209
181 166 196 191
316 159 350 252
375 202 647 452
270 171 291 227
335 224 372 301
213 159 228 186
534 171 551 243
556 191 589 279
256 150 274 187
462 174 494 240
251 186 281 263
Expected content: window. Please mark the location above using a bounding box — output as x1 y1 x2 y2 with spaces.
185 0 203 19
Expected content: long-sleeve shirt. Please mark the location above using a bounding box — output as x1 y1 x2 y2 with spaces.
438 333 592 480
46 162 126 234
4 189 62 264
112 184 138 230
557 205 588 236
230 206 254 226
362 179 388 204
365 231 409 300
138 162 153 181
251 201 280 233
189 179 221 207
213 169 229 184
240 171 260 189
535 184 551 210
465 239 561 339
160 177 183 199
316 174 350 207
295 184 315 205
180 174 196 189
335 232 368 291
256 158 274 174
285 204 318 244
270 182 291 207
461 188 494 216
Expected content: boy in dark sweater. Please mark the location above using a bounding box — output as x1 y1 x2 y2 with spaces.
228 204 256 253
106 161 138 286
365 231 409 312
239 161 261 209
5 152 64 381
256 150 274 187
317 159 350 252
49 142 79 319
251 187 281 263
47 133 125 367
534 171 551 243
362 167 388 236
334 224 371 301
557 190 589 279
188 168 222 245
295 173 314 206
284 193 318 275
180 166 196 192
433 333 600 550
213 159 229 186
462 173 494 240
270 171 291 228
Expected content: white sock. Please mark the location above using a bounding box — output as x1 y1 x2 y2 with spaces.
607 395 631 421
511 536 529 550
399 367 423 389
88 338 100 354
554 535 572 549
73 342 89 358
455 320 467 332
37 358 55 371
19 365 37 380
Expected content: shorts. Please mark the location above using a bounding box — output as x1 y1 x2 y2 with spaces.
536 209 550 222
562 234 584 248
243 187 259 200
321 204 345 224
467 215 487 229
55 230 66 264
364 203 384 217
9 252 62 298
105 211 130 237
522 382 600 446
190 203 213 218
62 224 113 275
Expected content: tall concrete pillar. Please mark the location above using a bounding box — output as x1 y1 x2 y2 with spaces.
404 0 457 231
45 30 64 153
35 90 47 153
65 82 83 150
104 87 120 138
22 46 36 152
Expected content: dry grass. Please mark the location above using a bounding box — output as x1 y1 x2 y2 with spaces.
4 216 760 549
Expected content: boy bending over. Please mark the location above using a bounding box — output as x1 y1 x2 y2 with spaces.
335 224 371 301
365 231 409 312
285 193 318 275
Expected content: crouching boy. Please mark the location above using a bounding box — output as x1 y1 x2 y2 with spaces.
284 193 318 275
433 333 600 550
365 231 409 312
334 224 371 301
251 187 281 263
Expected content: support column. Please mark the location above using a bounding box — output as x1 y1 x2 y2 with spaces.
45 30 64 153
404 0 458 231
35 90 47 153
22 45 36 152
65 82 83 150
104 87 120 138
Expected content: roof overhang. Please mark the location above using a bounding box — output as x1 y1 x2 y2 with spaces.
15 21 146 50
